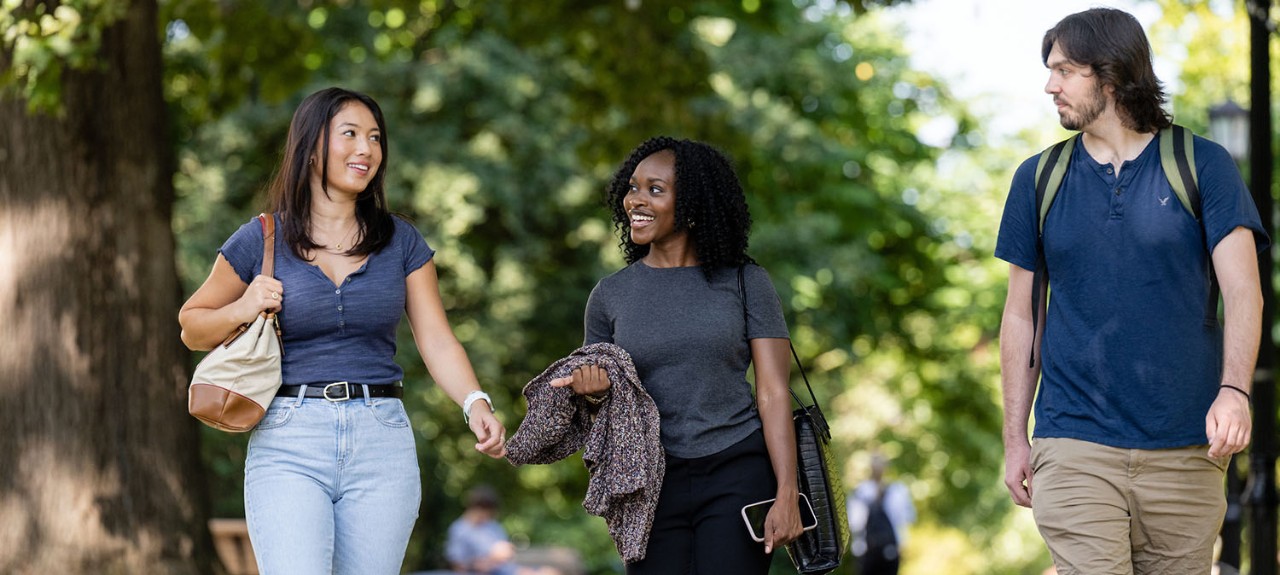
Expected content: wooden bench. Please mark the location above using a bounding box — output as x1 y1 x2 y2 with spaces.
209 518 257 575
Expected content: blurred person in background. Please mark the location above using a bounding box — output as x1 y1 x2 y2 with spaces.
847 453 914 575
445 486 517 575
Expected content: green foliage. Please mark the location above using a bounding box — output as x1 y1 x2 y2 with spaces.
1 0 130 113
1153 0 1253 130
163 0 1030 572
700 8 1011 547
12 0 1265 572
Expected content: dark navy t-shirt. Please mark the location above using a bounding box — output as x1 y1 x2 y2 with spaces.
220 214 435 386
996 133 1268 449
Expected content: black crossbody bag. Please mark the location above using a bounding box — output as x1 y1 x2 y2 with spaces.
739 266 849 574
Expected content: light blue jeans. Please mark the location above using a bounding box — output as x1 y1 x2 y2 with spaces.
244 387 421 575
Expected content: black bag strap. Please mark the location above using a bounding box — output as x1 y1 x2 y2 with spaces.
738 265 831 441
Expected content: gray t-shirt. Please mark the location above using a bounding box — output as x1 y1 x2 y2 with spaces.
584 261 789 458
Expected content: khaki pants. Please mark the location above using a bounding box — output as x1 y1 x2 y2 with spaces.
1030 437 1228 575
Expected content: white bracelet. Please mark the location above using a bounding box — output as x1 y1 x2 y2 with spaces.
462 390 492 424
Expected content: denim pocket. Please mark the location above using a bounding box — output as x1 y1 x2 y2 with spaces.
255 399 296 431
369 399 410 428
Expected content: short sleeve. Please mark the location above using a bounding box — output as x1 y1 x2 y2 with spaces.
583 281 613 345
218 215 269 284
1194 137 1270 254
994 155 1042 271
394 216 435 276
743 264 789 340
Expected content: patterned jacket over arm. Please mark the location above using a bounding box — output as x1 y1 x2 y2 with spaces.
505 343 664 563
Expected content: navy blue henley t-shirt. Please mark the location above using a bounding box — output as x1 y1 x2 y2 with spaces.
996 133 1268 449
220 214 435 386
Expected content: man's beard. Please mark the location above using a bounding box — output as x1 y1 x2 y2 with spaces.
1059 83 1108 131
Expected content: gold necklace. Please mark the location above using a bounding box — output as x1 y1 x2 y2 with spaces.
328 220 359 251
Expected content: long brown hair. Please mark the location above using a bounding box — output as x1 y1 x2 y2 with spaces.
1042 8 1172 133
267 87 395 260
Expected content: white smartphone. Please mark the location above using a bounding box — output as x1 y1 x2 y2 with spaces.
741 492 819 543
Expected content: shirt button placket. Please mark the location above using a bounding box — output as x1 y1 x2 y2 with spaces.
335 287 345 332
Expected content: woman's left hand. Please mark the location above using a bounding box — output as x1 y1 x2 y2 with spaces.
549 364 612 397
762 492 805 554
468 405 507 458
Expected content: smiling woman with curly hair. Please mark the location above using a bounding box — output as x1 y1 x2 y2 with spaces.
604 136 754 273
555 136 803 574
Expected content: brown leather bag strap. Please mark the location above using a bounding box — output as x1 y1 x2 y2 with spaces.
258 213 276 279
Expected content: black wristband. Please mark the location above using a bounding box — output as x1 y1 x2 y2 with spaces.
1221 384 1251 402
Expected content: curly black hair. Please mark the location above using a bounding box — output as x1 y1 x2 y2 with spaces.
605 137 754 275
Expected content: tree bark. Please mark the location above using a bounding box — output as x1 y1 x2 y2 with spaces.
0 1 214 573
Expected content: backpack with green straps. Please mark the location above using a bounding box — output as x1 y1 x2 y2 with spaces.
1027 124 1217 367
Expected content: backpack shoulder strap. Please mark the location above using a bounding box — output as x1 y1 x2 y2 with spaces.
1159 125 1219 326
1026 135 1076 367
1034 134 1078 234
1159 124 1201 220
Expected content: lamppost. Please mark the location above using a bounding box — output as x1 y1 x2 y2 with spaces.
1244 0 1277 572
1211 98 1250 571
1210 100 1250 162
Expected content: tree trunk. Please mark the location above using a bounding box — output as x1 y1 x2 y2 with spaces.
0 1 214 573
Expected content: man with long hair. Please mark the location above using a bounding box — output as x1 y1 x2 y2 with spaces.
995 8 1268 574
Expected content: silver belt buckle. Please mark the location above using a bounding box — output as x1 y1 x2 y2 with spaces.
323 381 351 402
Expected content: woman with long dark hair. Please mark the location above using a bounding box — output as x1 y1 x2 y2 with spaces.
179 87 506 574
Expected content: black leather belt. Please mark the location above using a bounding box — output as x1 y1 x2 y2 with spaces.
276 382 403 401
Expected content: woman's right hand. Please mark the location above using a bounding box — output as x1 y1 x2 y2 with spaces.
234 274 284 322
549 365 612 397
180 257 282 351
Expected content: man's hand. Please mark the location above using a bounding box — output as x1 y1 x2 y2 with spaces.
1207 386 1252 458
1004 440 1034 508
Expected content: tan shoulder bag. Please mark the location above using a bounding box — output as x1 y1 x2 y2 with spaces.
188 213 284 432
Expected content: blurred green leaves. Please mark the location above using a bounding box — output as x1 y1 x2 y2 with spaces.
12 1 1258 572
1 0 130 113
160 0 1025 572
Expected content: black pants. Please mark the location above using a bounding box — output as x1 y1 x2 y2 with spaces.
627 429 777 575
